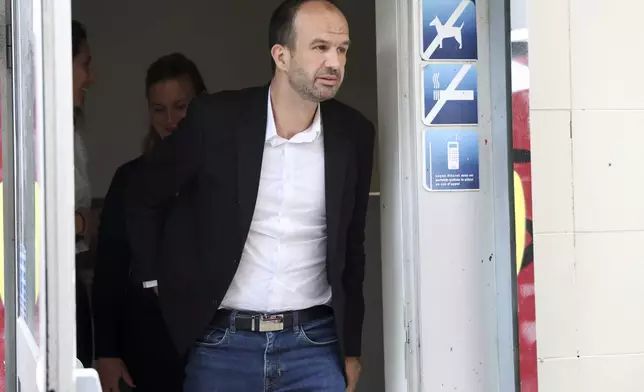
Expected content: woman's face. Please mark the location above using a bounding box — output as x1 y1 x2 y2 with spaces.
148 76 196 139
72 40 96 107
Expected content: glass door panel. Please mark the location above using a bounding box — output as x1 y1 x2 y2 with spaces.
11 0 46 389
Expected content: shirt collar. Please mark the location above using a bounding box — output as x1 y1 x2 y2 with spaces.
266 88 322 145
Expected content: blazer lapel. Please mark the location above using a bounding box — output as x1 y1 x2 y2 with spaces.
236 86 269 242
322 100 350 261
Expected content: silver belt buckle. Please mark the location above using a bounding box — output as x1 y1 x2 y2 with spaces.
258 314 284 332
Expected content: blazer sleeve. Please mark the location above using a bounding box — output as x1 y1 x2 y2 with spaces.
125 96 209 283
91 163 133 358
342 120 376 358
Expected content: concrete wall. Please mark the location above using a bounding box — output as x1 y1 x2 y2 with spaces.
530 0 644 389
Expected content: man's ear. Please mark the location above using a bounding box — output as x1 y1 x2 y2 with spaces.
271 44 290 72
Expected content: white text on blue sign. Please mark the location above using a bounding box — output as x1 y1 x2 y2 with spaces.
424 129 479 191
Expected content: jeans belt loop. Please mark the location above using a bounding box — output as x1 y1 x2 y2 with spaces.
292 311 300 333
229 310 238 333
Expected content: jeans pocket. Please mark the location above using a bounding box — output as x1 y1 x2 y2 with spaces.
196 326 229 348
298 316 338 346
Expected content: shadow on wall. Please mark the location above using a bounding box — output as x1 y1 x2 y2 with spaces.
360 199 384 392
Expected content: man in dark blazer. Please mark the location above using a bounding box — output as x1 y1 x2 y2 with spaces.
126 0 375 390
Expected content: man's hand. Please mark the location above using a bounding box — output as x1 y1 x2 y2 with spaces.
345 356 361 392
97 357 135 392
153 286 159 296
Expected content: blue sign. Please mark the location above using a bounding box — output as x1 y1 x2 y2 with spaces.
422 63 478 126
424 129 479 191
421 0 477 60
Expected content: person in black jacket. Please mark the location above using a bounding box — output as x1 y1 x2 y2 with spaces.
91 52 206 392
126 1 374 391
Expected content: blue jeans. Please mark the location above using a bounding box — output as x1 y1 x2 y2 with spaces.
184 312 346 391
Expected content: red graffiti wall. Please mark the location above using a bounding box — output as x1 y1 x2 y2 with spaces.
511 44 538 392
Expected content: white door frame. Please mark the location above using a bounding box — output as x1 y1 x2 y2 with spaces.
375 0 518 390
40 0 77 389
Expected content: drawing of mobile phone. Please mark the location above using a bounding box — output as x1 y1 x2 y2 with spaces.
447 141 459 170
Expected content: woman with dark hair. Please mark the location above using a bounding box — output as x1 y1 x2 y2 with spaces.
72 19 96 369
92 52 207 392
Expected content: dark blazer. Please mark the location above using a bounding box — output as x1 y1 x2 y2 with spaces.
92 157 185 390
92 157 142 358
126 84 375 359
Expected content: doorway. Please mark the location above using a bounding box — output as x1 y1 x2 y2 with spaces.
0 0 526 390
73 0 384 391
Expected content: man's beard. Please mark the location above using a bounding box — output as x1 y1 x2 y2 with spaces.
288 66 341 102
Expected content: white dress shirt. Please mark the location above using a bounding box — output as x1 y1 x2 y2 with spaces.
220 92 332 313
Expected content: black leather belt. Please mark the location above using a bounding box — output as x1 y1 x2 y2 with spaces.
212 305 333 332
